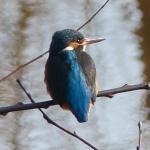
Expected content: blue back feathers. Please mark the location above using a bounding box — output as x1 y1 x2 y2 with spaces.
65 52 91 122
46 51 92 122
45 29 96 123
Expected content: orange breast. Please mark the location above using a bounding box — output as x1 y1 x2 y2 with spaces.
61 102 71 110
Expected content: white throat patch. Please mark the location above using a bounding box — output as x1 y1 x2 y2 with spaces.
63 46 74 51
82 45 86 51
63 45 87 51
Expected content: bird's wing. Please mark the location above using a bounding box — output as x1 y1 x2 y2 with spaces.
76 51 97 102
45 51 92 122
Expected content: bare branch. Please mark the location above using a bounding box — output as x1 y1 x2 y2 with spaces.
0 50 49 83
0 83 149 116
76 0 110 31
136 121 142 150
0 0 110 83
17 79 98 150
0 101 55 115
97 83 150 97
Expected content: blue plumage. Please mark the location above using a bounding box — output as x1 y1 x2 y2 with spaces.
45 29 100 123
62 51 91 122
45 51 91 122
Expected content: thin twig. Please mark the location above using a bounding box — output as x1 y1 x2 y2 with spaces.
0 50 49 83
0 0 110 83
0 83 149 115
136 121 142 150
0 51 48 82
76 0 110 31
17 79 98 150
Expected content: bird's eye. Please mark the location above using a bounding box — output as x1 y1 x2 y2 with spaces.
77 39 80 43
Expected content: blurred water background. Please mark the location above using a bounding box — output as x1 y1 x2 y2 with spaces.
0 0 150 150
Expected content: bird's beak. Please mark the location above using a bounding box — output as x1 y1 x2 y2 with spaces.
80 38 105 45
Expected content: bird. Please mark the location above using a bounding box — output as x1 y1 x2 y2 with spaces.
44 29 105 123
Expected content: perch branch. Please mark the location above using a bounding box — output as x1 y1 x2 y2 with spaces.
97 83 150 97
0 0 110 83
17 79 98 150
0 83 149 115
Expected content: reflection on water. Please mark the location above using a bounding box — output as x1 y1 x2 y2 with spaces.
0 0 149 150
138 0 150 116
138 1 150 149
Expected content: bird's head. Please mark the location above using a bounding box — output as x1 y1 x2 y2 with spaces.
49 29 105 57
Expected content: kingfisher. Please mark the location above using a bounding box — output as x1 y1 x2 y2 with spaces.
45 29 104 123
